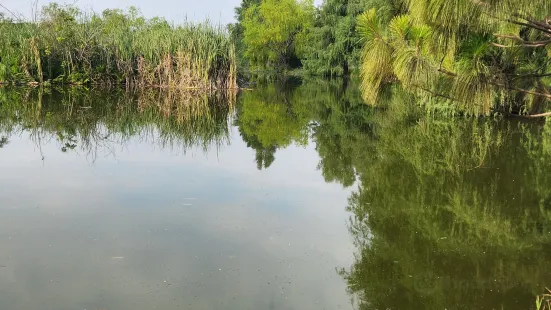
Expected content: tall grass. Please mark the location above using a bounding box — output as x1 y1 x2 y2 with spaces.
537 289 551 310
0 4 237 89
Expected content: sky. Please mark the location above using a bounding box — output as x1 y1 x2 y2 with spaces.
1 0 323 25
1 0 242 25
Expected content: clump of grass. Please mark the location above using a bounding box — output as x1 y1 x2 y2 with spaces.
0 3 237 89
537 289 551 310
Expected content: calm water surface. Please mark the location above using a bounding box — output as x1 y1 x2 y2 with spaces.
0 81 551 309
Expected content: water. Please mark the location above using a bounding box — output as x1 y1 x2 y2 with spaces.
0 80 550 310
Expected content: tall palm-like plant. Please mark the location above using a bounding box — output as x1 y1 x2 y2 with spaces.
357 0 551 116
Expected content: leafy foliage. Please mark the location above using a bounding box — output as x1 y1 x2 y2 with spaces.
228 0 262 74
301 0 372 76
241 0 314 71
356 0 551 116
0 3 237 89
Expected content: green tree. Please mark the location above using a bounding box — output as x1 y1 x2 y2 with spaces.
229 0 261 72
356 0 551 116
241 0 314 71
301 0 370 76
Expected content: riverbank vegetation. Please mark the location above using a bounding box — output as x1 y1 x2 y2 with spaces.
229 0 551 117
240 0 314 72
537 290 551 310
3 0 551 117
355 0 551 116
231 0 368 76
0 4 236 89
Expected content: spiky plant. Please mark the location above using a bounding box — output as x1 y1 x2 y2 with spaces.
356 0 551 116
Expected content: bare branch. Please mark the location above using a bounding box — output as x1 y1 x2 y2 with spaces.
509 111 551 118
493 33 551 47
0 4 23 22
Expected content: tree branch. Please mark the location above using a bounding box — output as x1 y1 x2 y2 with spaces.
413 84 456 101
438 68 457 77
0 4 23 22
493 34 551 47
492 82 551 100
506 16 551 35
506 72 551 78
508 111 551 118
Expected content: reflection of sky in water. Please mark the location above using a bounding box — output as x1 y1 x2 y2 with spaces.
0 126 354 310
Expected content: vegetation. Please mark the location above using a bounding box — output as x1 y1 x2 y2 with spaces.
230 0 551 117
232 0 367 76
240 0 314 72
301 0 370 76
228 0 261 74
356 0 551 116
0 4 237 89
537 290 551 310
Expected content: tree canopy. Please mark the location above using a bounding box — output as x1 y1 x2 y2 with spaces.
356 0 551 116
241 0 314 71
301 0 370 76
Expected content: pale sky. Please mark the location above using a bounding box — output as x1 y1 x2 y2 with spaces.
1 0 242 25
1 0 324 25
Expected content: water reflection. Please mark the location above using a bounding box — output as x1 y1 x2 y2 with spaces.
0 82 551 309
235 79 551 309
321 113 551 309
0 88 234 159
236 83 311 170
0 85 353 310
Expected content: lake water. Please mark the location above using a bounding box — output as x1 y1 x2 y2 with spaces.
0 80 551 310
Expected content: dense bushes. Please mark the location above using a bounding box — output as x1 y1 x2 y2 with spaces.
356 0 551 116
0 4 237 89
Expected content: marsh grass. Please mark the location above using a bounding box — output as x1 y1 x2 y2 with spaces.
537 289 551 310
0 4 237 90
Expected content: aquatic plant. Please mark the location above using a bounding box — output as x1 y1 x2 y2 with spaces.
537 290 551 310
0 4 237 89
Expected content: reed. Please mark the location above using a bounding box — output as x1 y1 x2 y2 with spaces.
0 4 237 89
537 289 551 310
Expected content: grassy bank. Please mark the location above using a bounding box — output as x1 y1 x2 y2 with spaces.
0 4 237 89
